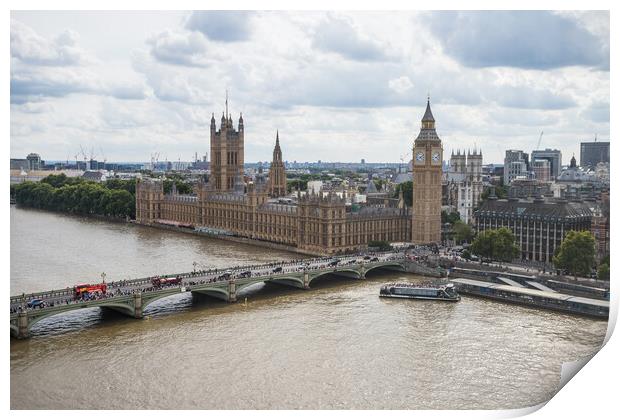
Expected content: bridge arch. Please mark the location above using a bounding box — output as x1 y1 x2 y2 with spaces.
24 301 136 334
141 289 186 311
190 286 230 302
308 268 363 286
263 275 305 289
362 263 406 278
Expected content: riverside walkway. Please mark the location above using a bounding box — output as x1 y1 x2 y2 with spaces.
10 251 443 338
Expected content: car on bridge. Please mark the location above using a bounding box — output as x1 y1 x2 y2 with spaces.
272 267 283 273
218 271 232 281
27 299 45 309
238 270 252 278
327 260 339 267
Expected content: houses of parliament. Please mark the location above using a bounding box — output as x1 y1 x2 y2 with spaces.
136 100 443 255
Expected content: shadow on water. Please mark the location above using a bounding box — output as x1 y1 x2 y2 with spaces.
16 269 423 339
21 307 133 339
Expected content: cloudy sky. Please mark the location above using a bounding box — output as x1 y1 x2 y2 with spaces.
10 10 610 165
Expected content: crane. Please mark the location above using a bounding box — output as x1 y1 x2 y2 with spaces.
99 147 107 168
150 152 161 171
79 145 89 169
536 131 544 150
399 150 412 173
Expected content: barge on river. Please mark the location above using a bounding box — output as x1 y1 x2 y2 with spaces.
450 278 609 319
379 283 460 302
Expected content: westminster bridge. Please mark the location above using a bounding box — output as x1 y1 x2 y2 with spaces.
10 251 444 338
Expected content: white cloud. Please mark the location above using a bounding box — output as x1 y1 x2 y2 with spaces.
312 15 394 62
426 11 609 70
185 11 254 42
10 19 92 66
9 11 610 165
10 20 149 104
389 76 414 94
147 29 213 67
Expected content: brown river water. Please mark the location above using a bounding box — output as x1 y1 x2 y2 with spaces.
10 206 607 409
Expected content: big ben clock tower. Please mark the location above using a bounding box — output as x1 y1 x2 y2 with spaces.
412 97 443 244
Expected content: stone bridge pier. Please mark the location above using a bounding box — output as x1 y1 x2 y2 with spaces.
16 311 28 339
11 255 448 339
228 280 237 303
133 292 143 318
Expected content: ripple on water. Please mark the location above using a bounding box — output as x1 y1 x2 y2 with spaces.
10 207 608 409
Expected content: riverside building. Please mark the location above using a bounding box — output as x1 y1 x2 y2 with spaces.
136 101 445 254
474 194 594 262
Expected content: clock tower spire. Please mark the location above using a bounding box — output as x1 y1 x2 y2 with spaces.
412 97 443 244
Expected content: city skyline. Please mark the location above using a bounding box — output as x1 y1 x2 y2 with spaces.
10 11 610 164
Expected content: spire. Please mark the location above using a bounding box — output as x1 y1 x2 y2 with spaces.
398 187 404 209
366 175 377 194
422 96 435 123
225 89 228 119
276 130 280 147
415 96 440 142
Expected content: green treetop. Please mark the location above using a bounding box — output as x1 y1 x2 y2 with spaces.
553 230 596 278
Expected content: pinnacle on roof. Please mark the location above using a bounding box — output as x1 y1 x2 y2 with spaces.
422 97 435 122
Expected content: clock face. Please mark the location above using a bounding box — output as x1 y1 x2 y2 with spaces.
432 151 441 162
415 152 425 162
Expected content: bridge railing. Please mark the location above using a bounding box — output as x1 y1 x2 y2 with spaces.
11 251 408 304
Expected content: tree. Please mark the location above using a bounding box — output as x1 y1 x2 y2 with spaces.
163 179 193 195
470 228 519 262
453 220 474 244
600 254 610 267
441 210 461 225
481 185 508 200
13 177 136 219
393 181 412 206
597 263 610 281
105 178 136 195
553 230 596 278
287 179 308 193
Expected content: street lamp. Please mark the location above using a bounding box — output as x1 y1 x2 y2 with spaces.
193 261 197 274
101 272 107 283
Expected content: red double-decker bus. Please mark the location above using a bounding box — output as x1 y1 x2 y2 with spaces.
74 283 107 298
151 276 182 287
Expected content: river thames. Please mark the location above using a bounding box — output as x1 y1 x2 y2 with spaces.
10 206 608 409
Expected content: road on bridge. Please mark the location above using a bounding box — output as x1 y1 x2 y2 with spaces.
10 251 409 314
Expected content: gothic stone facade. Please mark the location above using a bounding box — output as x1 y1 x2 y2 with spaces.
135 103 447 255
136 179 411 255
445 149 483 224
412 99 443 243
210 112 244 192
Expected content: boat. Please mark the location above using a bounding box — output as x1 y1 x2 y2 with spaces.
379 283 461 302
